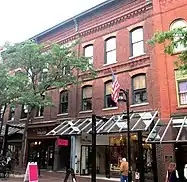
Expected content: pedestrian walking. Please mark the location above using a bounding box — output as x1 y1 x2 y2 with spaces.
120 157 129 182
165 162 179 182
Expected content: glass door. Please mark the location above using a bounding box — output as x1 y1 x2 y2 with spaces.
80 145 92 175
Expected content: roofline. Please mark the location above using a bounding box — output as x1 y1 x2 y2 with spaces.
31 0 116 40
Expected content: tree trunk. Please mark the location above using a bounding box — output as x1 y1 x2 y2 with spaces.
19 108 34 167
0 105 7 152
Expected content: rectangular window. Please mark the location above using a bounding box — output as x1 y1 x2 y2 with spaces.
84 45 94 65
9 107 15 121
131 28 144 57
59 91 68 113
178 81 187 105
105 37 116 64
21 105 27 119
105 81 117 108
36 106 44 117
62 66 71 75
132 75 147 104
82 86 92 111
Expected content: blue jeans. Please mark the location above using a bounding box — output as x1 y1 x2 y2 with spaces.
120 175 128 182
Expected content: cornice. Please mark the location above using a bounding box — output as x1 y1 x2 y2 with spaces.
60 2 152 45
79 55 150 81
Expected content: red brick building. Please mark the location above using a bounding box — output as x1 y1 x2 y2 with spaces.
4 0 187 181
147 0 187 181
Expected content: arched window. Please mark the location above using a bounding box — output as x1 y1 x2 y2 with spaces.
105 37 116 64
130 27 144 57
82 86 92 111
132 74 147 104
104 81 117 108
170 19 187 52
59 91 68 113
84 45 94 65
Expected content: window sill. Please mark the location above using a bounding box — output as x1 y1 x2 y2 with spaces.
19 118 27 121
34 116 44 119
102 107 118 111
176 105 187 110
103 62 117 67
79 110 93 114
129 53 146 60
172 49 187 56
130 102 149 108
57 113 68 116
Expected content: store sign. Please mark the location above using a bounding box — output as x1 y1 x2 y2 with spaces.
37 130 47 135
33 128 47 135
57 139 69 146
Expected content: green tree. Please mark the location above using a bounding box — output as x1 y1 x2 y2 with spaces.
0 63 24 140
148 28 187 71
3 39 95 166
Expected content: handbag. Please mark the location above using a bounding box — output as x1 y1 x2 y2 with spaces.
166 171 172 182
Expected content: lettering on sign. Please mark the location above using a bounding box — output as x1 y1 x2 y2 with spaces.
33 128 47 135
37 130 47 135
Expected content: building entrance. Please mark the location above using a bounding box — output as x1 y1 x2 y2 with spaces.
80 145 108 176
175 143 187 182
28 139 55 170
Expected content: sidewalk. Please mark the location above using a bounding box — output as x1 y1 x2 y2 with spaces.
3 171 120 182
4 170 153 182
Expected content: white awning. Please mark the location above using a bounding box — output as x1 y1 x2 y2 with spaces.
47 111 158 136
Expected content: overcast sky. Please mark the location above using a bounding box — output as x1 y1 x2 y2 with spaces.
0 0 106 46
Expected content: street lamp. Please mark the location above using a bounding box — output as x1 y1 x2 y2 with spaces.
91 114 108 182
118 88 132 182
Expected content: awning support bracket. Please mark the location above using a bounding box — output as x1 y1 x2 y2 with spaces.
176 117 187 142
131 112 146 131
145 118 160 143
160 118 173 143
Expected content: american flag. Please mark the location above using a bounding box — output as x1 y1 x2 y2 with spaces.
111 71 120 104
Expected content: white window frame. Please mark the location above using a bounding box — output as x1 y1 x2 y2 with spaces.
105 37 116 65
131 27 144 57
84 45 94 65
170 19 187 53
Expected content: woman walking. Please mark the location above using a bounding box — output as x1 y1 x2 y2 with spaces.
165 162 179 182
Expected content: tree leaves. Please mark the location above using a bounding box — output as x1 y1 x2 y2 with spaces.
148 28 187 71
1 39 96 110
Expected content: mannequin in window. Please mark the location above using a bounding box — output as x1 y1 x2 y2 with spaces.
184 164 187 181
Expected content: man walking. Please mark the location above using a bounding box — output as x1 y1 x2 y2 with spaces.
120 158 129 182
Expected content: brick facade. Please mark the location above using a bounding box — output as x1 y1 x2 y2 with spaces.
33 0 156 121
5 0 187 181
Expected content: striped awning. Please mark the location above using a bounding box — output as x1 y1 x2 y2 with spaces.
47 111 158 136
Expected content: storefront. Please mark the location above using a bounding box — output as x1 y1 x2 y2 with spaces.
27 125 57 170
27 124 71 171
146 116 187 182
0 123 24 165
47 111 158 180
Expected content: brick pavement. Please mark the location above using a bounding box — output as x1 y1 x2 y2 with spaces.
0 171 119 182
2 171 153 182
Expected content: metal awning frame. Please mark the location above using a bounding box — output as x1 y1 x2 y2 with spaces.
146 116 187 144
47 111 158 136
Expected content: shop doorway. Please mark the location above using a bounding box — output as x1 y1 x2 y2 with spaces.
28 139 55 170
175 143 187 181
80 145 108 176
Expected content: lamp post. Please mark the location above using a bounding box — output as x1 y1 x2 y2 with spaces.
91 114 108 182
118 88 132 182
